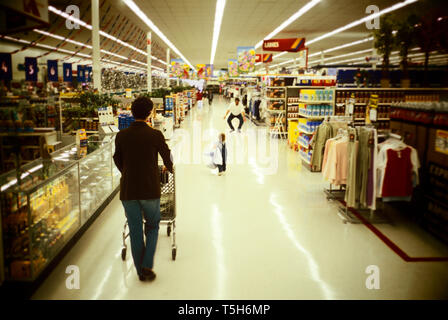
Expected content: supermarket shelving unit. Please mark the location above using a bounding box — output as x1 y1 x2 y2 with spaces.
264 86 287 138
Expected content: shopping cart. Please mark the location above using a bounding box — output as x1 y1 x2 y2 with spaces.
121 164 177 261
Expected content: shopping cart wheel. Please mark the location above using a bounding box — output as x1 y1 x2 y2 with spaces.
121 247 127 261
167 225 171 237
172 247 177 261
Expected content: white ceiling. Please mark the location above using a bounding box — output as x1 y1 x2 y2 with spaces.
2 0 446 72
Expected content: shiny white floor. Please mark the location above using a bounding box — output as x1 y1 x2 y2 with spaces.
33 97 448 300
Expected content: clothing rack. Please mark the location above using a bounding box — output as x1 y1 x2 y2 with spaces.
323 126 390 224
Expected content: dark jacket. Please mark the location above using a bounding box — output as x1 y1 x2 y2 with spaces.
113 121 173 200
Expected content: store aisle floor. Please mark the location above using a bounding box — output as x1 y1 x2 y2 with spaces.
33 97 448 300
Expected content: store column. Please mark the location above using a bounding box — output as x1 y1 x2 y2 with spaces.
166 48 170 87
147 32 152 92
92 0 101 92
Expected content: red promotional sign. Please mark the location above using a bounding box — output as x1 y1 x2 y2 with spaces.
255 54 262 63
263 54 273 63
262 38 306 52
256 54 273 63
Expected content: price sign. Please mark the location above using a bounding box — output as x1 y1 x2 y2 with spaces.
346 93 356 116
367 93 378 124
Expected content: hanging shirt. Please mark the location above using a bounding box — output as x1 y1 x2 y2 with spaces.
378 146 420 198
322 138 348 186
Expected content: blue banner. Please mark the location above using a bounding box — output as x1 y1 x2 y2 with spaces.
47 60 58 82
0 53 12 81
85 66 92 82
63 63 72 82
77 65 85 82
25 57 38 81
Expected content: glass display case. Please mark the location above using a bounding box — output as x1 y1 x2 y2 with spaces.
0 158 80 281
0 138 119 282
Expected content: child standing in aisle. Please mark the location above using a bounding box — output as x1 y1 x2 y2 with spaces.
213 133 227 176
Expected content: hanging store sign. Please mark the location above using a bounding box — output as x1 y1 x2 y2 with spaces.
47 59 58 82
205 64 213 78
263 54 273 63
63 63 72 82
435 130 448 155
262 38 306 53
237 46 256 73
170 59 183 78
25 57 37 81
85 66 92 82
0 53 13 81
77 65 85 82
228 59 238 77
255 54 273 63
196 64 206 79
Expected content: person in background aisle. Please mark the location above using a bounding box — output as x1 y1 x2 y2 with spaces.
196 89 203 109
207 88 214 105
223 97 246 133
113 96 173 282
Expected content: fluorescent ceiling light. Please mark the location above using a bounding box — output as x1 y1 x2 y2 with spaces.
210 0 226 65
308 48 373 64
48 5 166 66
324 37 374 54
254 0 321 49
307 0 418 45
2 35 146 72
34 29 128 60
123 0 195 70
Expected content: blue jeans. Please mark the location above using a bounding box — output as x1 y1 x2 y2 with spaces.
122 199 160 275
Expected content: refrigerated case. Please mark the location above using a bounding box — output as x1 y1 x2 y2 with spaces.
0 139 119 282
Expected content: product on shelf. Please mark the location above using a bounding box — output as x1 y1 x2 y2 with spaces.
298 103 332 117
298 118 323 134
1 171 79 280
266 88 285 98
299 89 334 102
118 111 135 130
267 100 285 110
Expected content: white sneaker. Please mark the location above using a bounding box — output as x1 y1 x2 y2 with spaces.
218 172 223 176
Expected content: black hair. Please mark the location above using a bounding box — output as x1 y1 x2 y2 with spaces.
235 97 240 101
131 96 153 120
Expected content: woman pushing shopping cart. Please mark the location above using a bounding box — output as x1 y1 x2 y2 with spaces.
113 96 175 282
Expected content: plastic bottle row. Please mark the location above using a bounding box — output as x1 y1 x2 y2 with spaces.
299 104 333 117
300 89 334 102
